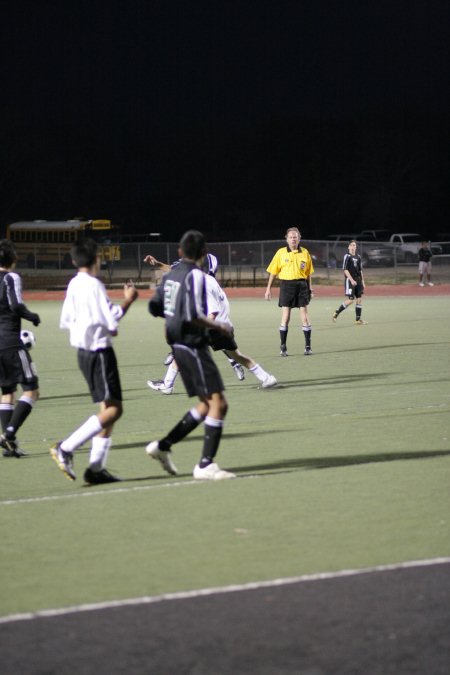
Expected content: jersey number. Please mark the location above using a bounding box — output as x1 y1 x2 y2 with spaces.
164 280 181 317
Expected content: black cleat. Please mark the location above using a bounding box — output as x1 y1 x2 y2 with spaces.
0 434 27 457
84 468 122 485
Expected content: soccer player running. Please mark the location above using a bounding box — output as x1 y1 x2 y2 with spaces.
144 252 246 389
0 239 41 457
149 254 277 393
265 227 314 356
50 239 138 484
332 239 367 325
146 230 235 481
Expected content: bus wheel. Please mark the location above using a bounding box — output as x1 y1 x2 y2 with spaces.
26 254 36 269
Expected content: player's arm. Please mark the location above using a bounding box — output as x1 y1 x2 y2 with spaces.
265 273 276 300
5 273 40 326
143 254 171 272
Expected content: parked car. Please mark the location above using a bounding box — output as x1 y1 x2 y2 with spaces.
359 229 392 241
388 233 442 263
322 234 360 267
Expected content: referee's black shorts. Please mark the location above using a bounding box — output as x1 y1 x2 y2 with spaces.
0 347 39 394
279 279 310 308
173 344 225 398
77 347 122 403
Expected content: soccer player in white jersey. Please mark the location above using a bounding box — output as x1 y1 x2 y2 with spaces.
147 253 277 393
50 239 138 484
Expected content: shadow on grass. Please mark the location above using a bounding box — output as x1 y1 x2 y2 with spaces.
229 449 450 474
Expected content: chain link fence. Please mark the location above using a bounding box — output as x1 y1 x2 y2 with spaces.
16 239 450 287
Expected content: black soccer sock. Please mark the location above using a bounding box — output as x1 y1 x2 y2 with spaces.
5 398 34 438
336 303 347 315
199 417 224 467
280 326 288 347
159 410 203 451
0 403 14 433
303 326 312 348
356 304 362 320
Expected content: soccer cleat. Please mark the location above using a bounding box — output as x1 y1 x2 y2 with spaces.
84 467 122 485
146 441 178 475
0 434 27 458
332 312 338 323
280 344 288 357
50 442 76 481
193 463 236 480
355 319 368 325
261 375 277 389
419 282 425 287
304 346 313 355
147 379 174 395
428 282 434 287
233 364 245 381
163 352 174 366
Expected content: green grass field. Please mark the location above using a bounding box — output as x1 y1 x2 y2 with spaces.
1 296 449 619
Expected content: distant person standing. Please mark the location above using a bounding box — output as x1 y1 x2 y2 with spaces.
0 239 41 457
332 240 367 325
418 241 433 287
265 227 314 356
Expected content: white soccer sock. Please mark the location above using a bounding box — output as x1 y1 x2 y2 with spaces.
164 363 179 388
249 364 269 382
61 415 103 453
89 436 112 471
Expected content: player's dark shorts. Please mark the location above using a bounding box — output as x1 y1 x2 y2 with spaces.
209 328 238 352
173 343 225 398
77 347 122 403
0 347 39 394
345 278 364 299
278 279 310 308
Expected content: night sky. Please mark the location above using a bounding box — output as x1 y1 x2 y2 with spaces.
2 0 449 241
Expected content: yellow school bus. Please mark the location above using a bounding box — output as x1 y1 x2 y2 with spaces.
6 219 121 268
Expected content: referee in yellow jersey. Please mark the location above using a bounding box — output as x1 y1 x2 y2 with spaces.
265 227 314 356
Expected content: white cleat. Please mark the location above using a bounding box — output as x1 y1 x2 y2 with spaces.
233 364 245 381
261 375 277 389
428 282 434 287
193 462 236 481
146 441 178 475
147 379 174 395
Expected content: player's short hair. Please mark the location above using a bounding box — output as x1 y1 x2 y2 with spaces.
0 239 18 268
205 253 219 276
71 238 98 268
180 230 206 261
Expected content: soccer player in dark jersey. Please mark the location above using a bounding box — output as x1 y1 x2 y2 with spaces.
0 239 41 457
332 240 367 325
146 230 236 480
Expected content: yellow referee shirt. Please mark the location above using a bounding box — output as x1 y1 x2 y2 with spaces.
266 246 314 280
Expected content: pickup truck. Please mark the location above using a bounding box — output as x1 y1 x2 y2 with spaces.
366 233 442 265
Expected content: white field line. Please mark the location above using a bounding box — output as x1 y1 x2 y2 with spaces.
0 557 449 625
0 478 212 506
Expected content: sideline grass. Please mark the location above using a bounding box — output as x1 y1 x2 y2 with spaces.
0 297 449 617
